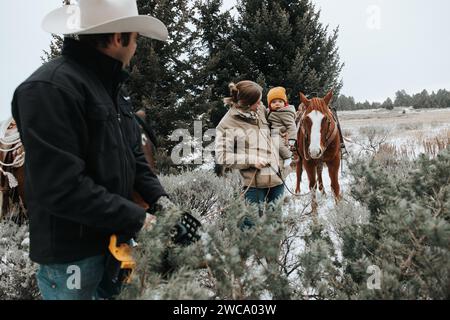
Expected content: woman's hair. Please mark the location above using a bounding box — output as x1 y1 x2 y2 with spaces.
223 81 263 109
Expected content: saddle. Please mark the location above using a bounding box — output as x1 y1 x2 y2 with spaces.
0 118 26 221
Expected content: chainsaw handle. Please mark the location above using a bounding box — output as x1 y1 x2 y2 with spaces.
108 235 136 268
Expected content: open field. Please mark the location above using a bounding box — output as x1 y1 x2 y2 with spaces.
339 107 450 138
337 107 450 157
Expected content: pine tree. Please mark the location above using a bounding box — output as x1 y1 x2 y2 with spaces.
40 1 195 152
231 0 343 106
41 0 345 164
336 95 356 110
412 89 431 109
190 0 236 127
41 0 70 62
435 89 450 108
129 0 194 143
394 89 413 107
381 97 394 110
187 0 344 122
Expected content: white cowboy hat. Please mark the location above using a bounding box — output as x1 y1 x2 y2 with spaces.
42 0 168 41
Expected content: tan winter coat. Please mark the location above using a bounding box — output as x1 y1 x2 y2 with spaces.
267 105 297 159
215 105 283 188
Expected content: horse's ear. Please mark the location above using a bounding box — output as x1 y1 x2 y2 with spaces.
324 91 333 105
300 92 310 106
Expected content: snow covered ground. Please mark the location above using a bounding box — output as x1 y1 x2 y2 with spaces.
279 107 450 284
339 107 450 154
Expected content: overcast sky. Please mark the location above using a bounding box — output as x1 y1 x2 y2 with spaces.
1 0 449 121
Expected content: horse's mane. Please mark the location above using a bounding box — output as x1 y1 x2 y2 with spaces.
308 98 332 117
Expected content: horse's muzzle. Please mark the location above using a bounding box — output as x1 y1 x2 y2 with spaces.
309 147 323 159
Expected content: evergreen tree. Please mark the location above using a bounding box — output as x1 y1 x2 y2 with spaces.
435 89 450 108
394 89 413 107
183 0 345 110
231 0 343 107
41 0 70 62
412 89 431 109
336 95 356 110
381 97 394 110
129 0 194 143
40 1 195 151
42 0 345 169
358 100 372 110
345 149 450 299
189 0 235 127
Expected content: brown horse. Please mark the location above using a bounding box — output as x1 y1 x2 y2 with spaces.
295 91 341 212
0 115 157 220
135 110 158 170
0 119 27 222
132 111 158 209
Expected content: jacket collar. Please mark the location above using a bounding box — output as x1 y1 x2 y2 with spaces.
61 37 129 97
230 106 258 121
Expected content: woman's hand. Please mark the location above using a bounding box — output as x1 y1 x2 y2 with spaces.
254 158 269 170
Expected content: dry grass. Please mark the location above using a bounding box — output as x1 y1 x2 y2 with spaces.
340 108 450 160
422 129 450 157
396 122 424 132
371 129 449 163
342 128 353 138
375 143 417 162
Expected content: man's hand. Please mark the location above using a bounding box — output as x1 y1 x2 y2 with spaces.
148 196 202 245
142 213 157 231
152 196 178 214
171 213 202 246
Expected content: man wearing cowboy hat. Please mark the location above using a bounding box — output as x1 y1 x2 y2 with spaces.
11 0 176 300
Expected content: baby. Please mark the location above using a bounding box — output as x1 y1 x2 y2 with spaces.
266 87 297 169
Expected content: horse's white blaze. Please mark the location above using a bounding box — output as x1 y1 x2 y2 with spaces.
308 110 324 158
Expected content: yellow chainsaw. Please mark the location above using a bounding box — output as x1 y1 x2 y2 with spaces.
102 212 202 297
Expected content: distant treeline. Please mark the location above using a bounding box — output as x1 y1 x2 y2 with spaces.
336 89 450 111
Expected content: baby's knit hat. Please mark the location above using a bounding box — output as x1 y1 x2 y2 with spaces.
267 87 288 109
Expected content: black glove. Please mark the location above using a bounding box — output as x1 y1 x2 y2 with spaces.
170 212 202 246
152 197 202 246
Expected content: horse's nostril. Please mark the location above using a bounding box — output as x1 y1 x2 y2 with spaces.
309 147 323 158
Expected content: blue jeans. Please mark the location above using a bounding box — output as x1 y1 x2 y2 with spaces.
244 184 285 207
241 184 285 229
36 255 106 300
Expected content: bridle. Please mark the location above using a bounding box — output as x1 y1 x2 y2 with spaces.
0 118 24 190
297 107 338 161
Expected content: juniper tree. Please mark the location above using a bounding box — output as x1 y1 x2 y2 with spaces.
342 149 450 299
119 170 294 300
